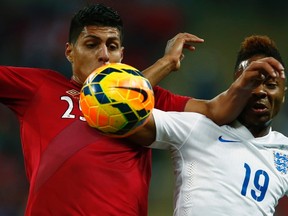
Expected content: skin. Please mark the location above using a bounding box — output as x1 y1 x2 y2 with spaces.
65 27 203 86
65 26 124 85
143 34 285 126
235 55 287 137
142 32 204 86
65 25 286 139
128 56 286 146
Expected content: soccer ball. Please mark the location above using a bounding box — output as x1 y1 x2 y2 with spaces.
80 63 154 137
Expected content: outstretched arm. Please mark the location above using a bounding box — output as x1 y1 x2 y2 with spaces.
127 57 285 146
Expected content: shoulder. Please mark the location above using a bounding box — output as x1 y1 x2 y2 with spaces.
256 130 288 150
0 66 67 81
270 130 288 142
0 66 61 75
153 109 205 120
153 109 213 131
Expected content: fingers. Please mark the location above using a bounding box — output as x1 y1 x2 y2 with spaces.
163 32 204 72
262 57 285 79
235 57 286 91
173 32 204 50
169 32 204 43
183 43 196 52
245 57 285 79
166 33 204 52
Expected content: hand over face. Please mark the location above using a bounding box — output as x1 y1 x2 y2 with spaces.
235 56 285 90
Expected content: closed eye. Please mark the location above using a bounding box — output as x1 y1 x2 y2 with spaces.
265 82 277 89
86 43 97 49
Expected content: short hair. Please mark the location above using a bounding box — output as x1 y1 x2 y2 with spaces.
68 4 123 44
234 35 285 72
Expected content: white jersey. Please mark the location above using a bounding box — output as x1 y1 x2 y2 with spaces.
150 109 288 216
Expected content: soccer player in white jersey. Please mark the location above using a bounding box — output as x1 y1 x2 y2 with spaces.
129 35 288 216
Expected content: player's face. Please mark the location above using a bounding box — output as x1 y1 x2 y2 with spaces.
236 56 286 135
65 25 124 84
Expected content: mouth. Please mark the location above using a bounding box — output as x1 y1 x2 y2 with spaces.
251 102 269 114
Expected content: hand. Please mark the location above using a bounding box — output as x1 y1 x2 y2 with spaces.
235 57 285 90
163 33 204 71
142 33 204 86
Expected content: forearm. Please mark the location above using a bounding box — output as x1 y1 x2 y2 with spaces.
184 79 252 125
142 57 176 87
206 81 252 125
126 114 156 146
206 56 286 125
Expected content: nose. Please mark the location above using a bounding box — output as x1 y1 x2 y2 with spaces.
252 85 267 98
98 45 109 63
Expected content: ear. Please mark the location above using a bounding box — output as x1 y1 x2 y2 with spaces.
283 86 287 103
65 42 73 63
119 46 124 62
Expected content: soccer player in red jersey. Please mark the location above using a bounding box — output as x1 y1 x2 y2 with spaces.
0 3 271 216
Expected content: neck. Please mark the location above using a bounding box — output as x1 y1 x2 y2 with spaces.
72 75 83 85
247 126 271 137
239 119 272 138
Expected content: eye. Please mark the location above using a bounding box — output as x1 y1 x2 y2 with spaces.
86 43 97 49
107 43 119 51
265 82 277 89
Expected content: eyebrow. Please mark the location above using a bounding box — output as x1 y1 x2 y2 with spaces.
83 34 120 42
82 35 100 40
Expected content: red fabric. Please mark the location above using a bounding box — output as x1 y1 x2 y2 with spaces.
0 66 189 215
274 196 288 216
154 86 190 112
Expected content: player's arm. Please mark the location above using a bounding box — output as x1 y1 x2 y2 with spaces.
142 33 204 87
141 33 285 126
128 57 285 146
128 113 156 146
183 57 285 125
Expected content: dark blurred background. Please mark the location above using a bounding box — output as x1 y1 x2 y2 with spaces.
0 0 288 215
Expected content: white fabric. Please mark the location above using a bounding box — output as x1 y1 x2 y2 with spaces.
150 109 288 216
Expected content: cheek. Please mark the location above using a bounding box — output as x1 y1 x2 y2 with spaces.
109 52 123 63
72 49 87 65
271 96 285 115
74 52 94 69
73 55 95 77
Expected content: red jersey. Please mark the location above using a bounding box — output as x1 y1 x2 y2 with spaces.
0 66 190 216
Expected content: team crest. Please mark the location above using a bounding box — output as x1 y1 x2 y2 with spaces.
274 151 288 174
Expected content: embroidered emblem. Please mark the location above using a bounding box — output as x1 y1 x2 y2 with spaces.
66 89 80 99
274 151 288 174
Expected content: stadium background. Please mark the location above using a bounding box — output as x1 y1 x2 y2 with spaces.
0 0 288 215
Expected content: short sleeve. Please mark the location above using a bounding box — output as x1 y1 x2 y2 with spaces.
149 109 201 150
153 86 191 112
